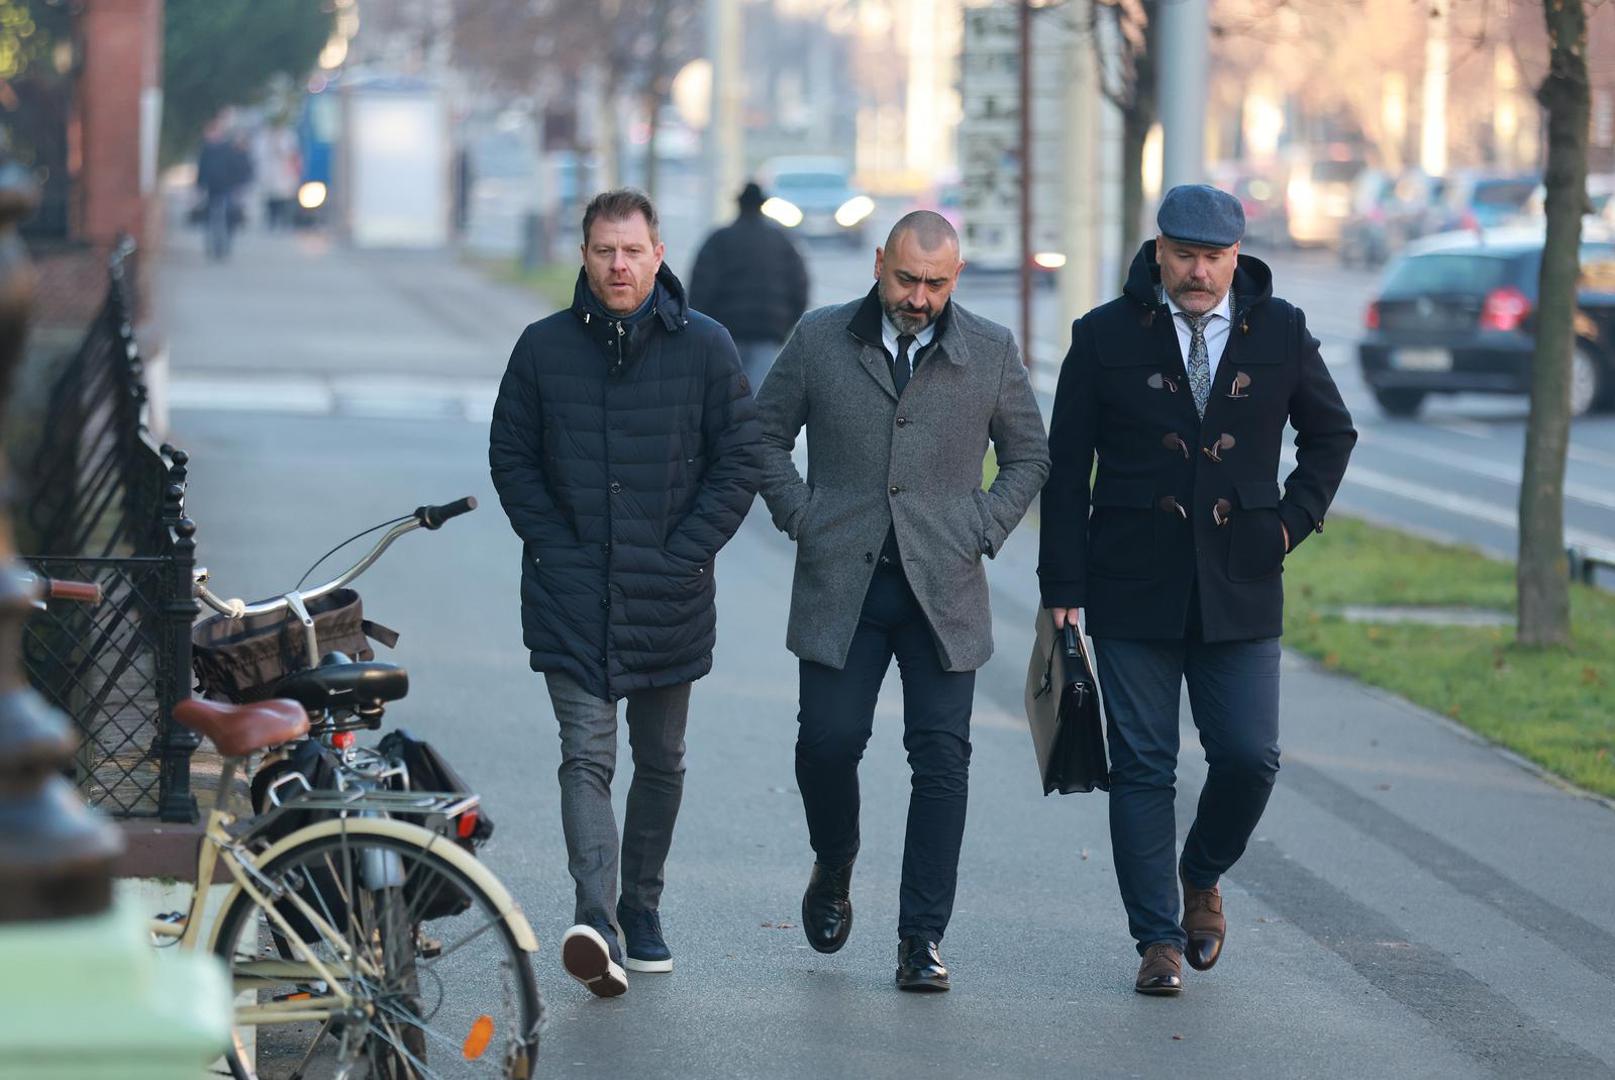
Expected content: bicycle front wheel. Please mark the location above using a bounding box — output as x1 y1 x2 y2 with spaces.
213 827 543 1079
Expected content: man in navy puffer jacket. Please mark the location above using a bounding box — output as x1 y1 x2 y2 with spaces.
490 189 761 997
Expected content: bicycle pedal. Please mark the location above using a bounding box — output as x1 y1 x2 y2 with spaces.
418 932 443 959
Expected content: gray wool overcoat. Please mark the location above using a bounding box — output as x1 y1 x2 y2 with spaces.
755 291 1050 672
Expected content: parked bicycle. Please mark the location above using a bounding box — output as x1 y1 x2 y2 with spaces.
167 497 544 1078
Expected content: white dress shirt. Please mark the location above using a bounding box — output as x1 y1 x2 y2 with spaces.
1165 290 1233 382
881 313 937 368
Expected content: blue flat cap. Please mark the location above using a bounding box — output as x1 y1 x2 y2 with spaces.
1157 183 1245 248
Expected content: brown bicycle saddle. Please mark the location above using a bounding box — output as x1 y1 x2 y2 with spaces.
174 698 309 758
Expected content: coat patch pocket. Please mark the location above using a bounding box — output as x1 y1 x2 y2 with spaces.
1227 481 1285 582
1088 477 1157 580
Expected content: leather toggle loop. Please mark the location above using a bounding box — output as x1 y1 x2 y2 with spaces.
1203 433 1236 462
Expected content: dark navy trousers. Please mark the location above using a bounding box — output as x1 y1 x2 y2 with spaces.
795 562 975 943
1093 633 1282 954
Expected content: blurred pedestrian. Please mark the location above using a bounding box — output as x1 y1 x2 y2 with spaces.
489 189 761 998
195 118 252 260
754 210 1048 992
1038 183 1357 995
254 124 301 230
688 180 809 395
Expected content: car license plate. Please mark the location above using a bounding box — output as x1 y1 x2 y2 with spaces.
1392 347 1453 371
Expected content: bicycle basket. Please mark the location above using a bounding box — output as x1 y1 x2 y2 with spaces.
192 587 398 703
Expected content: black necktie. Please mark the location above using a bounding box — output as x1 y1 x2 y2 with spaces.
893 333 916 394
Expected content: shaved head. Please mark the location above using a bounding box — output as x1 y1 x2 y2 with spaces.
885 210 958 254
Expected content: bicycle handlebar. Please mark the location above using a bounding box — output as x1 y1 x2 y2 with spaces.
415 496 477 530
195 496 480 621
46 578 104 604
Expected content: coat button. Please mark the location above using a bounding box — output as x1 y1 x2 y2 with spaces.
889 485 901 495
600 598 609 609
610 481 623 494
896 416 908 427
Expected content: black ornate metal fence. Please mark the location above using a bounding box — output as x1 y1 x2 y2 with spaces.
19 240 199 822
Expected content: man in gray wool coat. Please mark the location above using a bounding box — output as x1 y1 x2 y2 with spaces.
754 210 1049 992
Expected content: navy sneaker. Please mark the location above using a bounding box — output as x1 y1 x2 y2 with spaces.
561 922 628 997
617 902 673 973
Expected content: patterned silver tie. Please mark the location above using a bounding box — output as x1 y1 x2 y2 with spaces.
1182 313 1212 418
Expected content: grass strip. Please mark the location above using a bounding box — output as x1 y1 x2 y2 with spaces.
1283 516 1615 798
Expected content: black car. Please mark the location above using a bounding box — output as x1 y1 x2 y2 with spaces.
1359 229 1615 417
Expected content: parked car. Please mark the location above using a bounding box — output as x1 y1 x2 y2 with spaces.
1359 227 1615 417
1420 171 1537 236
758 155 873 246
1340 169 1446 267
1283 149 1368 247
1210 164 1288 249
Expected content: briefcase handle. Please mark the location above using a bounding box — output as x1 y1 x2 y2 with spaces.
1060 625 1088 663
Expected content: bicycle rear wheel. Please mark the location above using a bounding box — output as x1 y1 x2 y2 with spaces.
213 828 543 1079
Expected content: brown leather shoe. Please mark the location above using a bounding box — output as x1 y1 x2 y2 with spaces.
1180 869 1225 972
1135 942 1183 995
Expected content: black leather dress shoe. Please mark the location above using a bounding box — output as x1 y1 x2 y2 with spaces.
801 860 854 954
895 936 950 992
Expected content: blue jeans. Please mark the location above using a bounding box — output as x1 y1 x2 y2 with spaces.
1093 634 1282 954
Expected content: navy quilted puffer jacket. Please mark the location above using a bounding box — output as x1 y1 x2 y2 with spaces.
489 264 761 700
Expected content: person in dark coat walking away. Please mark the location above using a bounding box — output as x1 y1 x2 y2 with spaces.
195 117 253 261
489 189 761 998
1038 184 1357 995
755 211 1049 992
688 180 810 394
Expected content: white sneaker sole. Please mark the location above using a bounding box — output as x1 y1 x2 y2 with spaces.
624 955 673 973
560 925 628 998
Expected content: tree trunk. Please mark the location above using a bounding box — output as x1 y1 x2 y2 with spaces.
1517 0 1590 648
1120 106 1151 285
641 0 673 201
1117 2 1157 287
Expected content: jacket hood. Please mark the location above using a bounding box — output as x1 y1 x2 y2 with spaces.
571 262 690 333
1124 239 1274 321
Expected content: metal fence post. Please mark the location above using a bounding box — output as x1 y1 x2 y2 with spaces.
155 448 198 823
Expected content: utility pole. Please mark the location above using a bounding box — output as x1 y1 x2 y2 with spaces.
1060 14 1099 326
1157 0 1209 191
1421 0 1450 177
706 0 744 231
1018 0 1032 372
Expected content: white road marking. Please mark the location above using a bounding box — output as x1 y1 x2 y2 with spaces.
1357 429 1615 511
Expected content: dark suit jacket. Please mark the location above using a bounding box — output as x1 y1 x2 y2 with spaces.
1038 241 1357 642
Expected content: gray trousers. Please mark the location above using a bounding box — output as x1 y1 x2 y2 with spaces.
545 672 691 930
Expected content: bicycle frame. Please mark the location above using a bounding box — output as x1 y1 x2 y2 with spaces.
148 757 538 1031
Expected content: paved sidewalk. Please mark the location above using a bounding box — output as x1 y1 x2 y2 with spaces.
159 225 1615 1079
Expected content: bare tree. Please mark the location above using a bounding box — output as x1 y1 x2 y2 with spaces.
450 0 698 200
1089 0 1159 270
1518 0 1591 647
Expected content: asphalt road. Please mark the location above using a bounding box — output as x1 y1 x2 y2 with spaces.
155 222 1615 1079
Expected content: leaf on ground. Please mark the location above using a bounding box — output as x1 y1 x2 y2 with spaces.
1583 666 1602 686
1080 848 1090 861
1447 703 1462 718
1324 652 1341 668
1171 1034 1185 1041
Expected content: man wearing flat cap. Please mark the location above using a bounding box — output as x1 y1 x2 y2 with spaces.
1038 184 1356 994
